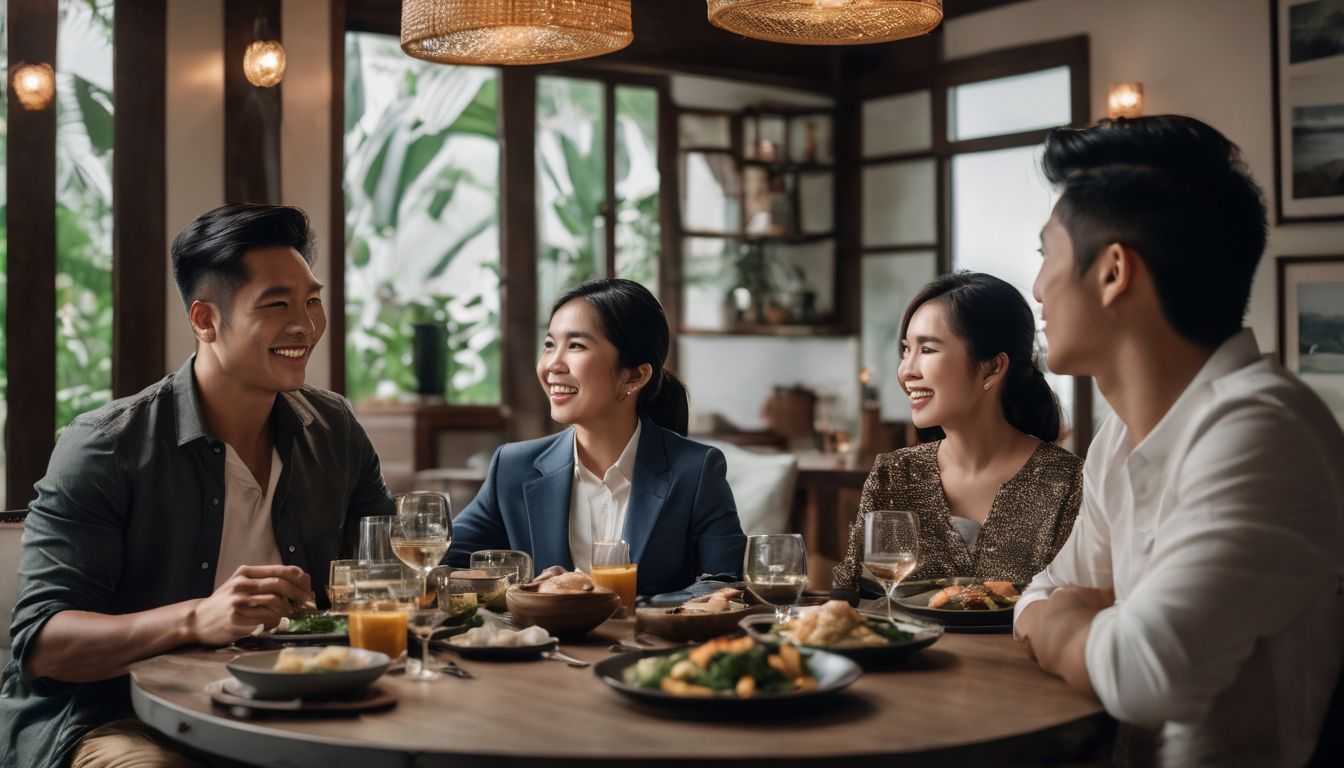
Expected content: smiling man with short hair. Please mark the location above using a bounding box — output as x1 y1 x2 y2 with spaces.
1 204 395 768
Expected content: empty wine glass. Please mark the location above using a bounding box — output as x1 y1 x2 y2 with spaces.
405 589 449 682
864 510 920 623
391 493 452 607
743 534 808 623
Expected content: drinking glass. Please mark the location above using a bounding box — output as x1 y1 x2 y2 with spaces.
405 590 449 682
743 533 808 623
590 540 637 618
326 559 368 612
863 510 920 624
357 516 397 562
391 493 452 606
470 549 534 584
348 577 416 662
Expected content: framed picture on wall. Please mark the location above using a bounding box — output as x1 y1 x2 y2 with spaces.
1271 0 1344 222
1278 254 1344 426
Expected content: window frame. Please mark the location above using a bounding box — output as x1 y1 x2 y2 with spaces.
856 35 1094 453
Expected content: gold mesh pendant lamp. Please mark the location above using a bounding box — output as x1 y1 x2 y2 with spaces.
707 0 943 46
401 0 634 65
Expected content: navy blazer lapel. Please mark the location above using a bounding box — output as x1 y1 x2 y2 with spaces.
624 418 671 565
524 429 576 570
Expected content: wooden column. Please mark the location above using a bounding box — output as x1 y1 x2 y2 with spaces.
328 0 346 393
223 0 282 204
499 68 544 442
113 0 168 398
6 0 58 509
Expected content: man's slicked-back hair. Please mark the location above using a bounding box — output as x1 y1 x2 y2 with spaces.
1042 115 1267 348
170 203 316 315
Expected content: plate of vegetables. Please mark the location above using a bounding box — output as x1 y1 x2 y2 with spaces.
595 635 860 717
267 613 349 644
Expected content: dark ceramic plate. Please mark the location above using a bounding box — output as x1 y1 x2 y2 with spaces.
225 647 390 700
737 613 942 667
594 647 861 718
441 638 559 660
891 578 1021 630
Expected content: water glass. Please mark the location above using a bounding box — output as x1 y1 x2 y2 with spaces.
469 549 534 584
357 516 397 562
743 533 808 623
326 559 368 612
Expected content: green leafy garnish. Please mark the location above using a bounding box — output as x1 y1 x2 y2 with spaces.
282 615 347 634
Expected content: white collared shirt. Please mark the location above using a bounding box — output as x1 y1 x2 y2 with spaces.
215 444 285 589
1016 329 1344 766
568 422 641 572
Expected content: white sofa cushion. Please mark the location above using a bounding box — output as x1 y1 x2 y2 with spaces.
699 440 798 536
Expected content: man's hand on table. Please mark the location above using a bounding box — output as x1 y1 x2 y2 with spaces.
1015 586 1114 696
186 564 314 646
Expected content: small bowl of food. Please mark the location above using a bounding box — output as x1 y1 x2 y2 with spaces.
506 566 621 639
635 587 760 643
225 646 390 700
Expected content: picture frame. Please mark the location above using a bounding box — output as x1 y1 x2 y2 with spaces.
1277 254 1344 426
1270 0 1344 223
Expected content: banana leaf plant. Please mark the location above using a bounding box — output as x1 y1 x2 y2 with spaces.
344 33 501 403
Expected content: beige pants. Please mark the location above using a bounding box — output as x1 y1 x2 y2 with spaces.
68 719 204 768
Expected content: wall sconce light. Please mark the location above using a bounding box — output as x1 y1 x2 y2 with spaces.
12 62 56 111
243 40 286 88
1107 82 1144 120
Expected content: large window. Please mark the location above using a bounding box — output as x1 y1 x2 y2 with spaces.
535 75 660 334
859 39 1091 449
55 0 114 430
343 32 501 404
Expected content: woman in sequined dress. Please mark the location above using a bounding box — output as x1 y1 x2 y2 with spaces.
833 272 1082 595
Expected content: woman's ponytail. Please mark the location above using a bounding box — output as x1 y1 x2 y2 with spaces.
640 369 689 437
1001 361 1061 442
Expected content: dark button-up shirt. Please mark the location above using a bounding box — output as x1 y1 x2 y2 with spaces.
0 357 395 768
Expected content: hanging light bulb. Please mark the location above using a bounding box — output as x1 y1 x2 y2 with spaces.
243 40 287 88
1107 82 1144 120
12 62 56 111
400 0 633 66
707 0 943 46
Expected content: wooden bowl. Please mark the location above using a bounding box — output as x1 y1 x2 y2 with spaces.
635 601 761 643
505 584 621 639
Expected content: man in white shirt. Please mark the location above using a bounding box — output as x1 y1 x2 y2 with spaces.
1015 115 1344 766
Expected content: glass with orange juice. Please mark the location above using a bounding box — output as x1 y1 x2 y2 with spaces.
591 540 637 618
347 572 416 660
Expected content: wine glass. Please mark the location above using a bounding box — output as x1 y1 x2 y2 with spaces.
743 534 808 624
391 493 452 608
405 588 449 681
863 510 920 623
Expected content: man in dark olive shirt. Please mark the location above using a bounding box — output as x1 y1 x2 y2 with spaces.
0 204 395 768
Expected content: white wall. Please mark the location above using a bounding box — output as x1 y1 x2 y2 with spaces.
280 0 332 390
162 0 333 388
164 0 224 372
942 0 1344 352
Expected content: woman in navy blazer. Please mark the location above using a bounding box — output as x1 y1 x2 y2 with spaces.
447 279 746 596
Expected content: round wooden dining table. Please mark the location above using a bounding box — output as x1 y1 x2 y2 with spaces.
129 619 1110 767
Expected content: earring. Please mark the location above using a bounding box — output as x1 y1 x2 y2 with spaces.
984 382 992 390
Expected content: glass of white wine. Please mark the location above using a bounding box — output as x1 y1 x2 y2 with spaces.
743 533 808 623
864 510 919 624
391 492 452 612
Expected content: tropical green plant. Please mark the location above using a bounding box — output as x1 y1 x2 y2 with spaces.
344 32 501 404
54 0 115 430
